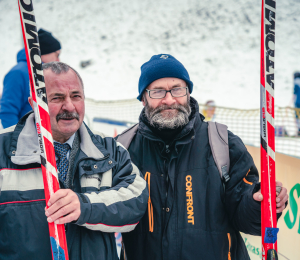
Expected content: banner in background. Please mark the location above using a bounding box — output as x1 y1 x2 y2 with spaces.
244 146 300 260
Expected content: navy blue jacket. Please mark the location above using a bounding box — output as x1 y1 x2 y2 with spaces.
122 98 268 260
0 49 32 128
0 112 148 260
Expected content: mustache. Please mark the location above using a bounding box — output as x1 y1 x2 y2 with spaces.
56 111 80 122
149 104 187 117
144 98 191 130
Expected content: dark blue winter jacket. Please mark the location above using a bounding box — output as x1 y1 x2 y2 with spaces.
0 112 148 260
0 49 32 128
121 97 281 260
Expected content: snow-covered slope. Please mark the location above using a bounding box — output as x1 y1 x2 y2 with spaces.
0 0 299 108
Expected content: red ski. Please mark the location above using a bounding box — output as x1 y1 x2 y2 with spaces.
18 1 69 259
260 0 279 259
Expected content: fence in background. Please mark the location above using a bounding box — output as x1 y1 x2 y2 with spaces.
85 98 300 158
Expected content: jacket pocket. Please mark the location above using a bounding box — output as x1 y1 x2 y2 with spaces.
79 158 115 192
80 168 114 192
0 200 52 260
80 173 102 191
178 229 231 260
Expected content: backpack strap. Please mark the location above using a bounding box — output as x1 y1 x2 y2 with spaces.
116 121 230 185
116 123 139 149
207 121 230 184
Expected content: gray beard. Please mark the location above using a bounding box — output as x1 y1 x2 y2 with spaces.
144 98 191 130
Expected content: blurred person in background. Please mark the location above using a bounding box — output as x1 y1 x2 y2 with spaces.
293 72 300 136
202 100 216 121
0 28 61 128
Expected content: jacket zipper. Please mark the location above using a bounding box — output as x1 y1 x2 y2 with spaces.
144 172 153 232
227 233 231 260
71 154 110 188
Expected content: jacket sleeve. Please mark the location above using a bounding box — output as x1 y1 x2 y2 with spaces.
224 131 267 236
0 70 27 128
75 139 148 233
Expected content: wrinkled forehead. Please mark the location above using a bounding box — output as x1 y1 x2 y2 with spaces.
44 69 83 93
147 77 187 90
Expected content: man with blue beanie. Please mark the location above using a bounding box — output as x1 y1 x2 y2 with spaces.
117 54 288 260
0 28 61 128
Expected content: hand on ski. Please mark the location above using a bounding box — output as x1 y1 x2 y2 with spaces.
45 189 81 224
253 181 288 213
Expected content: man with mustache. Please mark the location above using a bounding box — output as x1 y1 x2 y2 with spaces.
118 54 288 260
0 62 148 260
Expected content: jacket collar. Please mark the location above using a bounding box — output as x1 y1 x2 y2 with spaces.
10 112 105 165
138 97 204 144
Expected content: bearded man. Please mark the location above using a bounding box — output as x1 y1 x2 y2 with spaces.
118 54 288 260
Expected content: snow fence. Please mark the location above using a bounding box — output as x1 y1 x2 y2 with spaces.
85 98 300 158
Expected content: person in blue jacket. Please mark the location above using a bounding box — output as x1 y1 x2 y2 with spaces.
0 28 61 128
293 72 300 136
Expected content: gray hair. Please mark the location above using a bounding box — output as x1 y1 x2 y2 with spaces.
42 62 84 90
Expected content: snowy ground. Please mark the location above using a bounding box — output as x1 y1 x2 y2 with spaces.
0 0 299 109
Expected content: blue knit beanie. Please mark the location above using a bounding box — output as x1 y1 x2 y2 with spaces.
137 54 193 101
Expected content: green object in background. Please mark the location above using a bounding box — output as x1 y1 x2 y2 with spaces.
244 237 261 258
284 183 300 234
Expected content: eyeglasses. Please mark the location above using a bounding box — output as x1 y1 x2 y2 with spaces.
146 87 188 99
